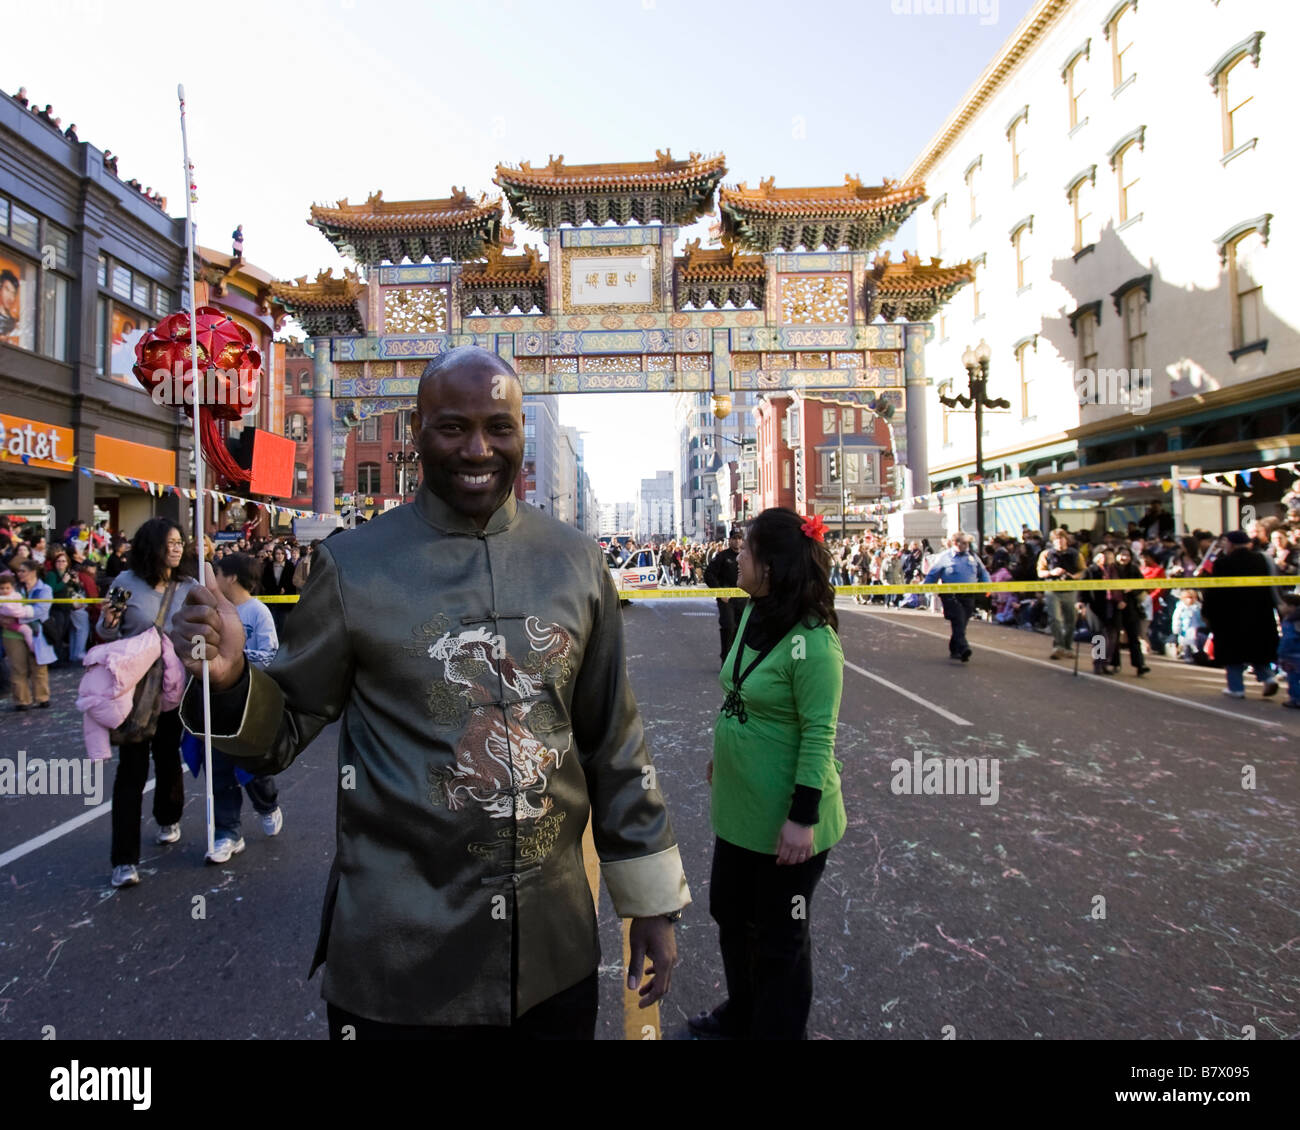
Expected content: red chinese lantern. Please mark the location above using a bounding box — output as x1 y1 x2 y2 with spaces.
133 306 261 485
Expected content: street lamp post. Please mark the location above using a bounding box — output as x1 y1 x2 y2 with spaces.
938 340 1009 557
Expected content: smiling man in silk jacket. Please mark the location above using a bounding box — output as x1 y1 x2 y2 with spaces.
174 347 690 1038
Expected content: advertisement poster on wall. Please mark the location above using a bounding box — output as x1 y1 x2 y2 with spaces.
0 252 36 351
110 306 151 384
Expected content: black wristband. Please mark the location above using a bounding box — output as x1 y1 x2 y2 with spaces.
788 784 822 826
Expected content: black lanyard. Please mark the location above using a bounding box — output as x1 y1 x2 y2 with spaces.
721 614 779 725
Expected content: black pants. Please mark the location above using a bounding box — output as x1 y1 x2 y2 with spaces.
940 595 975 656
716 597 749 660
709 835 829 1040
110 707 185 866
326 970 598 1040
1118 612 1144 669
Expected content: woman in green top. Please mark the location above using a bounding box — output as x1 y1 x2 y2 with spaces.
691 508 846 1041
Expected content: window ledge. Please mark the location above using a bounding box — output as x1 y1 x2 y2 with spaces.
939 336 950 346
1229 339 1267 361
1220 137 1258 166
973 313 987 323
1069 117 1090 138
970 215 983 227
1019 415 1039 426
1013 174 1028 188
1017 283 1034 296
1112 74 1137 98
1073 243 1096 261
1117 212 1144 232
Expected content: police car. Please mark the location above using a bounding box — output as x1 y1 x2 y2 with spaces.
608 547 663 605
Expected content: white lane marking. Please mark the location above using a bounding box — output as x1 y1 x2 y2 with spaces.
843 660 973 727
681 612 715 617
0 780 155 870
845 607 1285 729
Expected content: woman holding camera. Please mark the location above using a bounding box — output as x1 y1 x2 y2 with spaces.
97 518 198 888
691 508 846 1041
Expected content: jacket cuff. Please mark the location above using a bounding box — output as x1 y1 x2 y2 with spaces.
788 784 822 826
600 845 691 918
180 664 284 762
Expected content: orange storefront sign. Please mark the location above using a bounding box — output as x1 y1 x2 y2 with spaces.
95 434 176 487
0 413 75 471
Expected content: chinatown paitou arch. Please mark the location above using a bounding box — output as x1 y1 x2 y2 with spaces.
269 153 974 518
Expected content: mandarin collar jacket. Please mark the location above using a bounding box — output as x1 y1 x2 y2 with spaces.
182 485 689 1026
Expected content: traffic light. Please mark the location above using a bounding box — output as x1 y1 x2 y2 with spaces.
828 451 840 481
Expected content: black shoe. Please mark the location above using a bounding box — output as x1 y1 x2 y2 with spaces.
961 649 972 663
13 703 29 712
37 700 50 708
1136 666 1150 676
687 1005 741 1040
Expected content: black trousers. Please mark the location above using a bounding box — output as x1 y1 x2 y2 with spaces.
716 596 749 660
110 707 185 866
709 835 829 1040
940 594 975 656
326 970 598 1040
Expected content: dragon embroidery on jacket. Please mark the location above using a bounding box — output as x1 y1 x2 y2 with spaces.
425 617 574 827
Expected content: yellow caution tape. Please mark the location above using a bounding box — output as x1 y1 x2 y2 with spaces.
11 576 1295 604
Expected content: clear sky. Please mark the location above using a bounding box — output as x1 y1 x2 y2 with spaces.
9 0 1034 507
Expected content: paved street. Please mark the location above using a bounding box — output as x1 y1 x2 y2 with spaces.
1 596 1297 1040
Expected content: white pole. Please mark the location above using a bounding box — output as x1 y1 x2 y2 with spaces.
178 85 215 860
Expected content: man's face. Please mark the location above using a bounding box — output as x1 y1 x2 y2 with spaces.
413 358 523 528
729 535 742 552
1052 534 1069 551
952 536 970 554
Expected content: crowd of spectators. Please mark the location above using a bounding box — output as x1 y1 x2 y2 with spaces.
9 86 166 210
0 517 323 708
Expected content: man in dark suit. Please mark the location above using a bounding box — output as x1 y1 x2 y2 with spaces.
704 527 748 663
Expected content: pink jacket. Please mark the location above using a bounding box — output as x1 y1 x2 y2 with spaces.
76 630 186 761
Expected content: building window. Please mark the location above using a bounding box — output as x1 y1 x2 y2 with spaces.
1107 1 1136 89
40 273 67 361
357 462 381 495
1115 140 1142 222
822 407 837 434
845 452 859 485
94 296 108 374
111 264 131 298
300 371 312 394
1011 222 1032 288
97 254 107 288
44 225 70 270
7 202 38 249
1123 287 1147 370
0 255 37 351
287 413 307 441
1008 115 1028 181
1015 341 1034 417
842 407 855 434
933 198 945 256
1227 231 1264 349
359 415 379 443
965 159 981 223
393 408 412 442
109 306 152 382
1218 51 1260 155
972 259 983 318
132 277 150 309
1078 309 1099 377
154 287 172 317
1068 171 1097 251
294 463 308 496
782 460 791 489
1065 52 1088 129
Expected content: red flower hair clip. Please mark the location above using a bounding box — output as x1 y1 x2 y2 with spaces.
800 514 827 542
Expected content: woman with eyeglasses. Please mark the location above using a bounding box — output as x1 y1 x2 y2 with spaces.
96 518 199 888
691 508 846 1041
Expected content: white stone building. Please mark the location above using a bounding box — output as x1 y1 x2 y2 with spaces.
905 0 1298 531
